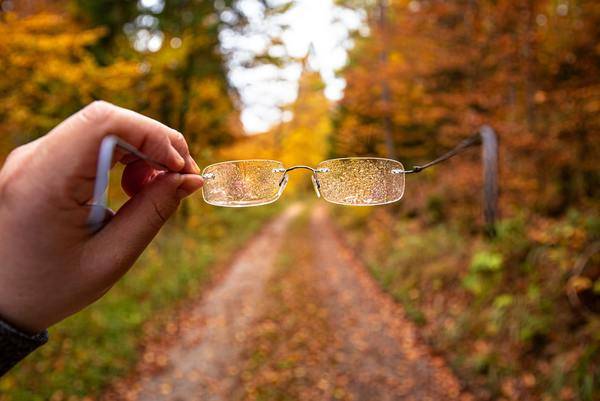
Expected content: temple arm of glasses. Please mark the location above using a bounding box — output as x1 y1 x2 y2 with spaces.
402 125 499 235
401 126 495 174
87 135 173 232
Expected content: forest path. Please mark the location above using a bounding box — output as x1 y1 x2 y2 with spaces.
103 204 471 401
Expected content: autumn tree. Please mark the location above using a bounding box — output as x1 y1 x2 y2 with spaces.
333 0 599 217
68 0 242 159
0 8 139 156
222 70 331 193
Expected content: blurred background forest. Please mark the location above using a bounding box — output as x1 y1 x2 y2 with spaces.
0 0 598 400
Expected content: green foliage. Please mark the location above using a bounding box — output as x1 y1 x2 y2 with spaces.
492 294 513 309
470 251 504 273
462 251 503 296
333 205 600 400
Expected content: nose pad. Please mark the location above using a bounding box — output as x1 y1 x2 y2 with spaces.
277 174 289 197
311 175 321 198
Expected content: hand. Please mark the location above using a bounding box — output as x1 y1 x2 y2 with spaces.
0 101 203 333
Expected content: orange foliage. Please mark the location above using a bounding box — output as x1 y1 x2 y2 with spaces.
334 0 599 219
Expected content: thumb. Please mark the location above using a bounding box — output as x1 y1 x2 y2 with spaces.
85 172 203 283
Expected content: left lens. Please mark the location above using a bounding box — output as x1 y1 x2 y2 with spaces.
316 158 405 206
201 160 285 207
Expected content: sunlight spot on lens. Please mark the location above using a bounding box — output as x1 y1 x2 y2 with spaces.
408 1 421 13
557 3 568 16
1 0 14 12
147 32 164 52
138 62 151 74
170 37 182 48
536 14 547 26
138 0 165 14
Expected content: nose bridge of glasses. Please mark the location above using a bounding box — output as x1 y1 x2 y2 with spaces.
274 165 311 173
273 165 330 174
273 164 329 186
274 165 330 187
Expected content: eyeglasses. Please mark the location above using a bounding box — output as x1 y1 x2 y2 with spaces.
200 158 406 207
88 126 498 232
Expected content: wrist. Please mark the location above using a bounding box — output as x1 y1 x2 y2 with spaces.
0 298 47 335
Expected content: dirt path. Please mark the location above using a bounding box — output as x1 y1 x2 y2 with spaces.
308 207 467 400
103 204 471 401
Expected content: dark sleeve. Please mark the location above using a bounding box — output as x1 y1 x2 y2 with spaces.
0 319 48 376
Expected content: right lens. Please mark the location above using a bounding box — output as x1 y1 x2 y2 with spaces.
201 160 285 207
316 157 405 206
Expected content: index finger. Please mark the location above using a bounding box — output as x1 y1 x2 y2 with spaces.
45 101 198 177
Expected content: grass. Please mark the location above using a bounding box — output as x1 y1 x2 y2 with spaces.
0 200 281 401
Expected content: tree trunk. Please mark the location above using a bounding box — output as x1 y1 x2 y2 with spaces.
378 0 396 159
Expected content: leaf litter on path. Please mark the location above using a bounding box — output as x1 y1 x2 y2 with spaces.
102 204 472 401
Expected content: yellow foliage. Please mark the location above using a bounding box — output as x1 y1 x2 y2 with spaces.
220 72 331 195
0 12 139 153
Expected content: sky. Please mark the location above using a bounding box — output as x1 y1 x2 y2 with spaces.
220 0 364 133
134 0 364 134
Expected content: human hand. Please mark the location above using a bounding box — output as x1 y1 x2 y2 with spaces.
0 101 203 333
